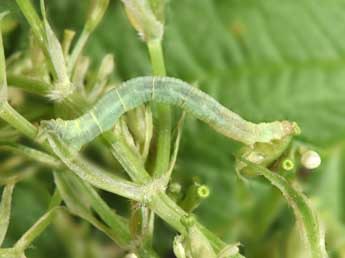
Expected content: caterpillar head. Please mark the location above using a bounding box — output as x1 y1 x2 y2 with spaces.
40 119 66 140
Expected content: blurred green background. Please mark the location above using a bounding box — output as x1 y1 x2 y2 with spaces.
1 0 345 257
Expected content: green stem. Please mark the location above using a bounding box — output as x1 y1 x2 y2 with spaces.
244 160 328 258
48 188 62 210
146 38 170 247
149 192 226 251
104 129 226 250
0 102 37 139
0 142 61 168
148 39 166 76
103 131 151 184
0 103 133 248
0 183 15 247
68 29 89 74
147 39 172 179
7 74 51 95
14 207 61 252
0 25 7 103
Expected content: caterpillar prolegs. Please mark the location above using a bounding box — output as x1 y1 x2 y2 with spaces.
42 76 300 149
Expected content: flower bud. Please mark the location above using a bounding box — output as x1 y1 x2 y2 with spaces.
301 150 321 170
173 235 186 258
180 183 210 212
85 0 110 33
121 0 165 41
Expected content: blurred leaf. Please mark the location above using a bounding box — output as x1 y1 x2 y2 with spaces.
308 145 345 256
313 146 345 220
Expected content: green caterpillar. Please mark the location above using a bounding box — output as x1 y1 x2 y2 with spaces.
42 76 299 149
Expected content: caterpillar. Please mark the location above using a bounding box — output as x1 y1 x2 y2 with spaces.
42 76 300 149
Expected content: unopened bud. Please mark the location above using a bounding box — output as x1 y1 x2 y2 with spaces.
121 0 165 41
173 235 186 258
86 0 110 32
301 150 321 170
169 182 182 194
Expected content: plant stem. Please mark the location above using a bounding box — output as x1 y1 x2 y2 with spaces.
0 109 138 248
103 131 151 184
7 74 51 95
14 207 61 252
0 102 37 139
145 38 171 246
68 29 89 74
147 39 172 179
148 39 166 76
99 133 227 250
0 26 7 103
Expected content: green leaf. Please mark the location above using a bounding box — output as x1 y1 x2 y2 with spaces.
313 147 344 220
173 0 345 147
0 142 60 169
308 145 345 256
